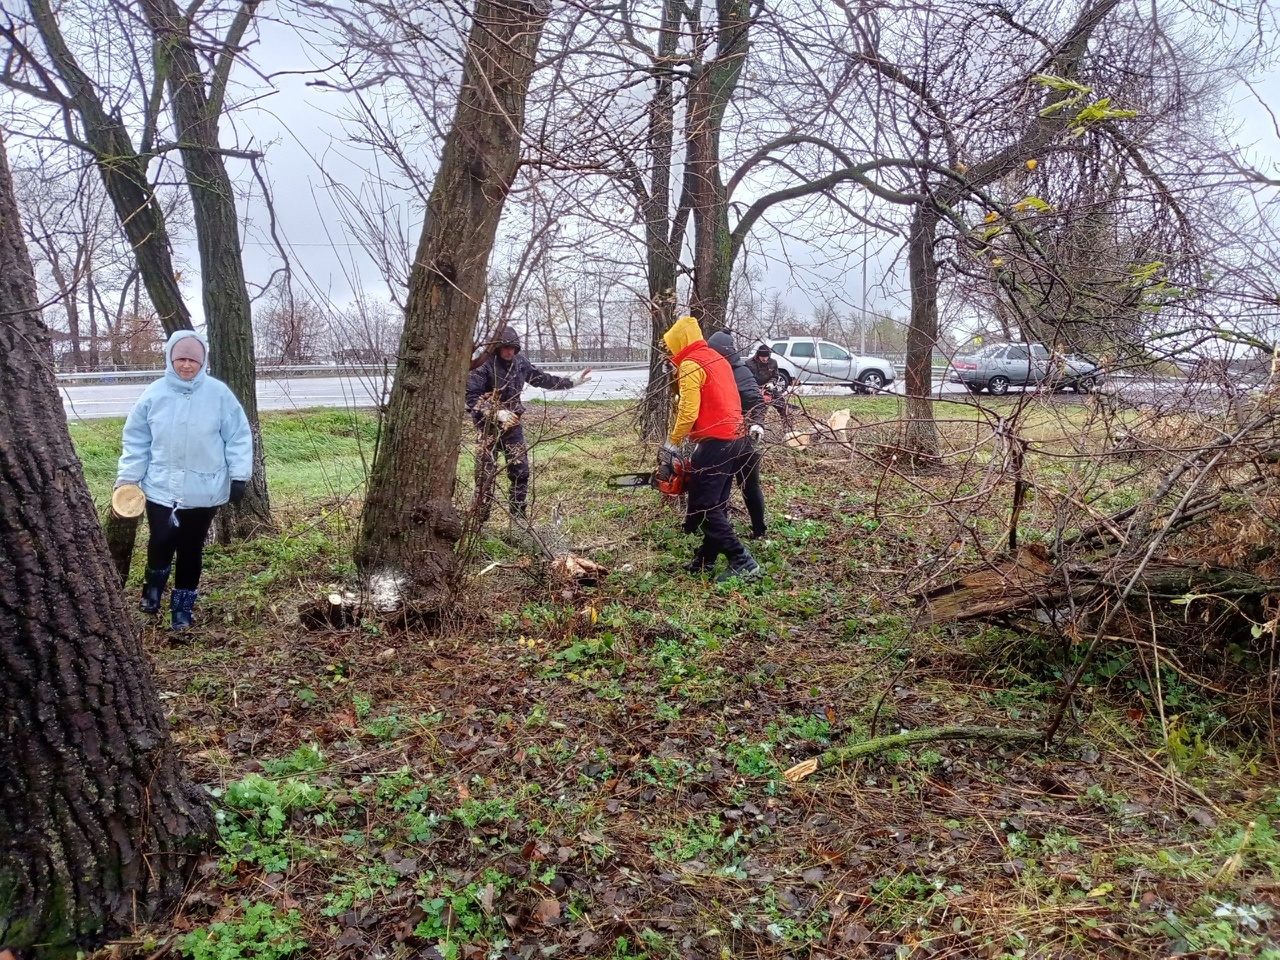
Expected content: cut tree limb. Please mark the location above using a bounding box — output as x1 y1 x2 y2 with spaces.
783 725 1044 782
105 483 146 584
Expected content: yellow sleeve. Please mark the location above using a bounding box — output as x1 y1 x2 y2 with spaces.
669 360 705 444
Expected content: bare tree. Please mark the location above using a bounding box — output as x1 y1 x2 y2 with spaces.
327 296 403 364
254 282 326 365
13 149 174 369
356 0 551 601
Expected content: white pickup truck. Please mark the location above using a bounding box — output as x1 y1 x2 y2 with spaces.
763 337 897 393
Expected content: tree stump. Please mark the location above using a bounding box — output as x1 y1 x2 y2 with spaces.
106 483 146 585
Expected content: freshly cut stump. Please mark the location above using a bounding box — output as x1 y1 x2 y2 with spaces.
106 483 146 584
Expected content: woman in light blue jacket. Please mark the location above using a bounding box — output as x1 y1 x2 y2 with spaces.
117 330 253 630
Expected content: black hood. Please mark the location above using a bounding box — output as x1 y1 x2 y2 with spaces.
493 324 522 352
707 330 743 366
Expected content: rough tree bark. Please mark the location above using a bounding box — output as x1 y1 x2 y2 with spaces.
903 202 942 463
139 0 272 535
0 135 211 954
685 0 750 333
637 0 683 441
356 0 550 599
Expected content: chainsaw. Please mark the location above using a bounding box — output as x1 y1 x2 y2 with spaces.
607 452 688 496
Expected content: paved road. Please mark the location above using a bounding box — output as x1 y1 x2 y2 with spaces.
60 368 918 420
62 368 1215 421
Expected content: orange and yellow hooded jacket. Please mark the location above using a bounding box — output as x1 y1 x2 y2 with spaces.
661 315 744 444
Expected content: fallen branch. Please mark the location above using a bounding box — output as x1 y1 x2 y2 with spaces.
783 725 1043 782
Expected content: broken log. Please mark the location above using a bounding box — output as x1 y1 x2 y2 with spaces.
549 553 608 586
784 725 1044 782
105 483 146 585
917 543 1057 623
918 547 1280 626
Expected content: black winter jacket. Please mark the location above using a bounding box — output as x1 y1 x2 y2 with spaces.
708 331 765 426
746 354 779 388
466 326 575 426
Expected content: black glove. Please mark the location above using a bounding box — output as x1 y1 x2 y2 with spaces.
657 441 679 482
229 480 247 505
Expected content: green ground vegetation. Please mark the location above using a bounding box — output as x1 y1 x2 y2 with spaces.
75 395 1280 959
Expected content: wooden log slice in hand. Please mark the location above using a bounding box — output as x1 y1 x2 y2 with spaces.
110 482 146 519
106 483 146 584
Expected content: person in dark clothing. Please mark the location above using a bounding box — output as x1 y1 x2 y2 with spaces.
466 324 591 520
746 345 791 426
708 331 768 539
747 345 780 387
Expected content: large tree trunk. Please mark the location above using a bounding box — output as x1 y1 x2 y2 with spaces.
141 0 272 537
356 0 549 599
903 203 941 462
638 0 682 442
685 0 750 334
27 0 194 335
0 136 211 954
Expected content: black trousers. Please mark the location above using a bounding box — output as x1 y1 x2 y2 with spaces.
737 447 766 537
683 436 751 565
476 424 530 517
145 500 218 590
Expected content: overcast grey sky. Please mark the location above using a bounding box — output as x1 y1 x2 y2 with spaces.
217 8 1280 332
7 1 1278 339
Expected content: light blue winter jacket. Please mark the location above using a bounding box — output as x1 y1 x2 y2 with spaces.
117 330 253 508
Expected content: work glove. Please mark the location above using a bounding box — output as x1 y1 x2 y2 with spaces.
657 440 680 482
749 423 765 447
229 480 247 505
574 368 593 385
495 409 519 431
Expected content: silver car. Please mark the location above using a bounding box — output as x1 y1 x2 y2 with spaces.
766 337 897 393
949 342 1101 395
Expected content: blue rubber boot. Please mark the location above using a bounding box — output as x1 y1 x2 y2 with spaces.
139 566 171 615
170 588 198 631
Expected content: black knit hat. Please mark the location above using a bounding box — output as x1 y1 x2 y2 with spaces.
756 345 771 356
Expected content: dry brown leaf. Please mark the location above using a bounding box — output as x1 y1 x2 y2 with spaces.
533 898 561 925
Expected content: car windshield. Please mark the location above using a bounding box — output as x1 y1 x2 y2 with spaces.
971 344 1006 358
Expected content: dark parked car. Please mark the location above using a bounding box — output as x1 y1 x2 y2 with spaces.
949 342 1101 395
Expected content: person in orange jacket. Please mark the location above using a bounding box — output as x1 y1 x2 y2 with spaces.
660 315 763 581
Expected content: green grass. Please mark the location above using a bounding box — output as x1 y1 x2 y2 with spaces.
70 409 380 509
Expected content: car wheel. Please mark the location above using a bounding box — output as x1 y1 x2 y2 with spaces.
859 370 886 392
777 370 793 389
987 375 1011 396
1075 375 1096 394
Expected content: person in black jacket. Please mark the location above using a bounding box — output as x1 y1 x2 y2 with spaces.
708 331 768 539
747 345 780 388
466 324 591 520
747 345 791 426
